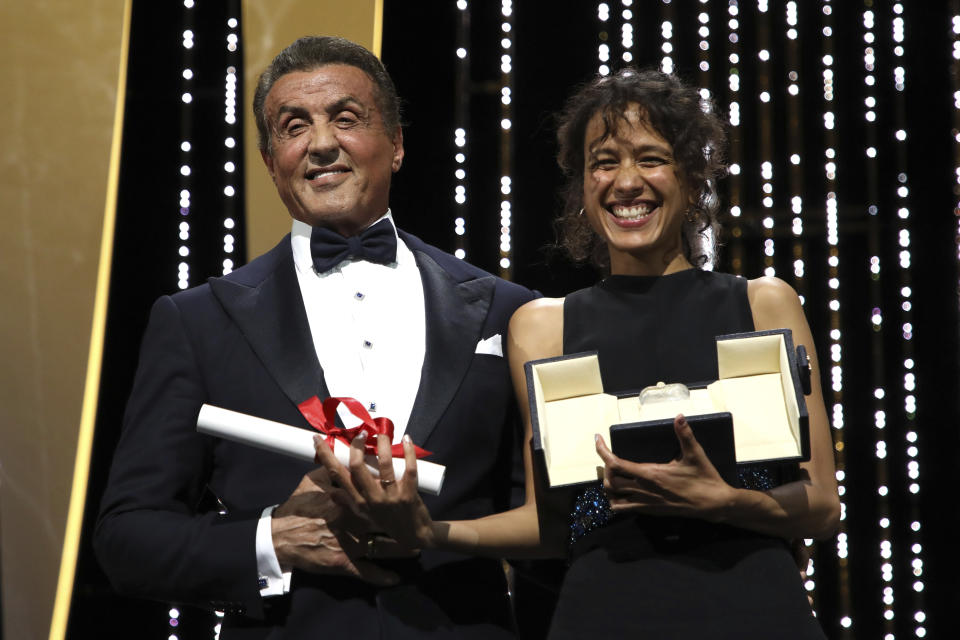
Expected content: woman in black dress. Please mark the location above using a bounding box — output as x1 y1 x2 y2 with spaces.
318 69 840 638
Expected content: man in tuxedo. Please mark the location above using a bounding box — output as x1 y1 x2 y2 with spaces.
95 36 535 638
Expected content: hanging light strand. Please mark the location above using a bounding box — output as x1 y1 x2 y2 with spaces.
778 0 817 603
221 13 241 276
726 0 744 274
697 1 711 80
498 0 515 278
820 0 853 635
860 5 897 636
176 0 196 292
598 2 611 76
620 0 635 66
453 0 470 260
696 0 717 268
756 1 776 278
659 0 676 75
785 1 805 298
953 3 960 297
888 4 926 636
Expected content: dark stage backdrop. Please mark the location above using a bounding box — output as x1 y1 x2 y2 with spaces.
65 1 960 639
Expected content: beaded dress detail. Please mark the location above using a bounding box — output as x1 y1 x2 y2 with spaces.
568 465 779 547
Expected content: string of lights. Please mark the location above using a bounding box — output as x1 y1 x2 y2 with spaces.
598 3 611 76
498 0 515 278
221 14 241 277
784 1 805 299
695 1 716 270
170 12 198 640
860 5 895 637
755 2 775 279
621 0 635 66
177 1 196 292
887 4 926 637
453 0 469 261
818 0 852 633
696 0 711 83
726 0 744 274
660 1 676 75
779 0 816 604
218 16 244 633
954 3 960 298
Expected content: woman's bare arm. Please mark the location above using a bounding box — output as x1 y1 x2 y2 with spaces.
725 276 840 539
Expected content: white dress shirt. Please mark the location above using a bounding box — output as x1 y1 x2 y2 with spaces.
257 211 426 595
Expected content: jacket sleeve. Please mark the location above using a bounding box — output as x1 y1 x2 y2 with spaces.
93 295 266 618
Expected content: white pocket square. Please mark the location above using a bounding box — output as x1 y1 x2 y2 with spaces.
474 334 503 357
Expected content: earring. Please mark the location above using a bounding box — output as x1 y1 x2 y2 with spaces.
685 209 697 223
578 208 585 217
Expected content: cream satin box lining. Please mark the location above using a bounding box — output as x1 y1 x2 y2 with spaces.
525 329 811 489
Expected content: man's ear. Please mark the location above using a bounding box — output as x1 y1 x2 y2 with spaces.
260 149 276 183
391 127 405 173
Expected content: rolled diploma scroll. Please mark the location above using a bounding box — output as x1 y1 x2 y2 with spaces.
196 404 445 495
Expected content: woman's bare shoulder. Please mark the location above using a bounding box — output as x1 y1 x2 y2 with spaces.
512 296 564 320
508 297 565 361
746 275 797 305
746 276 805 331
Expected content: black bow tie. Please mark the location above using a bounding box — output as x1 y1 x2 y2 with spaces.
310 218 398 273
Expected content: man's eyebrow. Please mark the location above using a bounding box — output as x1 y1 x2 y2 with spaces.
327 96 367 114
275 105 310 122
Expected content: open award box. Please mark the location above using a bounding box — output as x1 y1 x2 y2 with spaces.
524 329 812 489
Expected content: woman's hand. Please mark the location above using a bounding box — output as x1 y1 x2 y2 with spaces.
313 431 437 551
595 414 738 521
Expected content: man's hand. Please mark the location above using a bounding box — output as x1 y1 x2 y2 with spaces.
270 467 401 585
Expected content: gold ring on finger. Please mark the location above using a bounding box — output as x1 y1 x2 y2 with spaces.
380 478 395 488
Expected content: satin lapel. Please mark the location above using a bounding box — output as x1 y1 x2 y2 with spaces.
209 248 329 412
404 250 495 447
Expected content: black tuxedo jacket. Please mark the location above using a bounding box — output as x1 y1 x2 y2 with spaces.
95 231 537 639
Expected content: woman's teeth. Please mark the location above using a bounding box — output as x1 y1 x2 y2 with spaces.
612 205 651 220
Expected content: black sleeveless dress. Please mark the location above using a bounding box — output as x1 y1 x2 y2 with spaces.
547 270 826 640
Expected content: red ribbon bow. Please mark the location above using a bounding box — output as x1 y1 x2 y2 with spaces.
297 396 432 459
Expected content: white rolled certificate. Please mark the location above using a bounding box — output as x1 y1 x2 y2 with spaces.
196 404 445 495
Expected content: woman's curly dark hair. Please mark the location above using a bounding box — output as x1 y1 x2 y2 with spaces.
555 68 728 270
